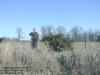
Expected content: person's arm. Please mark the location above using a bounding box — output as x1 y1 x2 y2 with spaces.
36 32 39 41
29 32 32 36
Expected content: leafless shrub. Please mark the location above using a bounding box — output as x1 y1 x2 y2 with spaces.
16 27 23 41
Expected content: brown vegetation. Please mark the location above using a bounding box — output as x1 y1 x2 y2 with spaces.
0 40 100 75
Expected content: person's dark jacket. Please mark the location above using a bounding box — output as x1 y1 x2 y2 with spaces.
29 32 39 41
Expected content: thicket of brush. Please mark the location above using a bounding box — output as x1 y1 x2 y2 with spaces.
42 33 73 52
41 25 73 52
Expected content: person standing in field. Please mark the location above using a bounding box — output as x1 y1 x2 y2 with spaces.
29 28 39 48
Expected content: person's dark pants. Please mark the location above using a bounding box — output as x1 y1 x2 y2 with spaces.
31 39 37 48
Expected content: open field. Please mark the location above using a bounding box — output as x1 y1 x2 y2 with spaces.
0 40 100 75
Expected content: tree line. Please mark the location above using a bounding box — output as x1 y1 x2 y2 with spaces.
41 25 100 42
13 25 100 42
0 25 100 51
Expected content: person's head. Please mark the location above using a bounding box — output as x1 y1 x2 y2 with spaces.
33 28 36 32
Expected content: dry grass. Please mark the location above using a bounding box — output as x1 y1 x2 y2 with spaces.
0 41 100 75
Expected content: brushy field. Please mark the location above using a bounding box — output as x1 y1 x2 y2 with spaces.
0 40 100 75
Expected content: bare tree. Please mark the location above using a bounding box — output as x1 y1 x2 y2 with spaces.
87 29 96 42
47 25 53 36
57 26 66 34
95 30 100 42
41 26 47 37
41 25 54 38
70 26 83 42
96 31 100 42
16 27 23 41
